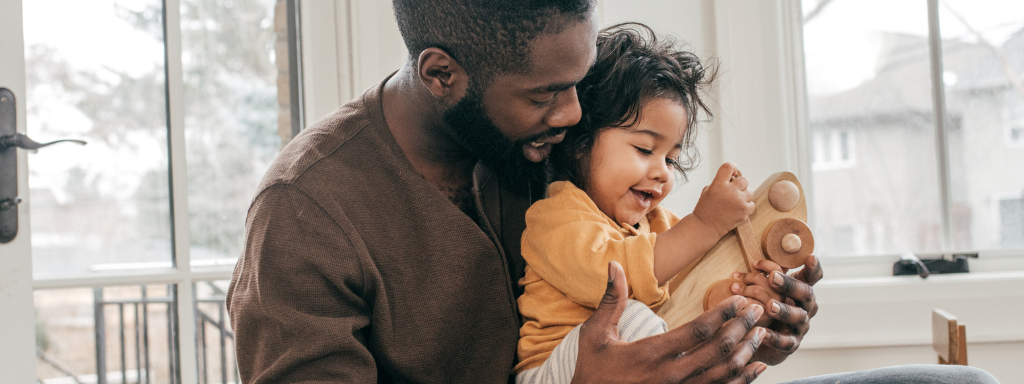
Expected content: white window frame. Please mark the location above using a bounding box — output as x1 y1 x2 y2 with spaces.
27 0 291 381
708 0 1024 364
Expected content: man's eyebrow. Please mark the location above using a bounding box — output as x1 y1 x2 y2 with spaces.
527 80 579 93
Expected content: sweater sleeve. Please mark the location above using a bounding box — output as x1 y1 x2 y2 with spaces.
520 185 669 310
227 184 375 383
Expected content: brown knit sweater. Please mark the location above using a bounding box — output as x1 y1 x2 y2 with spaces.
227 80 536 383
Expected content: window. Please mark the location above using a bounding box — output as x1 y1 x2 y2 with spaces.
25 0 300 381
811 128 855 170
998 193 1024 247
1008 91 1024 146
802 0 1024 257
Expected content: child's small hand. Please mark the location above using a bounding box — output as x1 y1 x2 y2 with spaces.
692 162 755 238
730 270 782 327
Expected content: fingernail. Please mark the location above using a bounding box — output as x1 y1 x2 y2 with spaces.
752 303 764 318
731 283 742 294
770 301 781 314
756 327 766 341
755 362 768 376
608 262 615 283
773 271 784 286
733 272 742 279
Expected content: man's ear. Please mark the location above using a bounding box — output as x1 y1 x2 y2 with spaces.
417 47 468 100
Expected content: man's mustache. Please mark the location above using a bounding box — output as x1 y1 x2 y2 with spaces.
522 127 569 143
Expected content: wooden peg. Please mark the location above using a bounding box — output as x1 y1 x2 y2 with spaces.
768 180 800 212
761 218 813 269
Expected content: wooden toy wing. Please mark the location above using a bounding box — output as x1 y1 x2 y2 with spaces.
657 172 810 329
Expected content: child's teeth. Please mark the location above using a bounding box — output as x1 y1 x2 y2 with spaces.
530 142 544 148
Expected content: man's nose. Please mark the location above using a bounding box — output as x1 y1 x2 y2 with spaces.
543 87 582 128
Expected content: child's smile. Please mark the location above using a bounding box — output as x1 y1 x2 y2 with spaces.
585 98 687 226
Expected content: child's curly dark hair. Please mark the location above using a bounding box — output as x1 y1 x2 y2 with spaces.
550 22 717 188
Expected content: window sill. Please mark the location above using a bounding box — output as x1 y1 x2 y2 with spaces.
803 266 1024 350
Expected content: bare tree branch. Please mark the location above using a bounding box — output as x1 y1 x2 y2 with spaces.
941 0 1024 99
804 0 835 24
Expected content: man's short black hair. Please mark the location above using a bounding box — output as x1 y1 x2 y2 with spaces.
393 0 594 87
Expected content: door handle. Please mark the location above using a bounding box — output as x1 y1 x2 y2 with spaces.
0 133 86 151
0 87 87 243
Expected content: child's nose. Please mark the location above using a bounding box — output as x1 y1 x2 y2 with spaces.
650 160 671 182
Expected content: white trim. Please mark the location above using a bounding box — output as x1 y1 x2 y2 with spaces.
0 0 40 380
160 1 198 381
711 0 803 184
803 270 1024 350
299 0 344 125
32 268 234 290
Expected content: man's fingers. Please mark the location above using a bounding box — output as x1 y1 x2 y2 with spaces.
691 327 767 384
665 303 762 382
670 302 762 369
761 328 801 355
769 271 813 306
722 362 769 384
580 261 629 345
795 255 823 285
656 295 746 357
766 299 810 329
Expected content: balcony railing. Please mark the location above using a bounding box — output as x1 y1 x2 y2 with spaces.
35 282 236 384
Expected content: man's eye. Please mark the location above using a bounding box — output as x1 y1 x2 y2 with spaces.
635 147 653 156
531 93 556 107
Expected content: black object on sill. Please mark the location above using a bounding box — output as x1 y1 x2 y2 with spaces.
893 253 977 278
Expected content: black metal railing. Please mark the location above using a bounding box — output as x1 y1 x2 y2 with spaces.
93 285 175 384
195 282 238 384
36 283 237 384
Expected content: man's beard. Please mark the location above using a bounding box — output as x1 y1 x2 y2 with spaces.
443 88 553 196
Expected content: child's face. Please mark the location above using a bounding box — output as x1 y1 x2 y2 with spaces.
585 97 687 226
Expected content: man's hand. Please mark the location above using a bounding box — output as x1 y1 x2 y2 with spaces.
571 261 768 384
732 256 823 365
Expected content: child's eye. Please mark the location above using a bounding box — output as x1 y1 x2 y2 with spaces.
634 146 653 156
666 157 679 166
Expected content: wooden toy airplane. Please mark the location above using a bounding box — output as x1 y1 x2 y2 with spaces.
657 171 813 329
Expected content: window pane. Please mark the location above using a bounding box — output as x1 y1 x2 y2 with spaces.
35 285 178 383
938 0 1024 251
24 0 172 276
803 0 945 256
181 0 288 267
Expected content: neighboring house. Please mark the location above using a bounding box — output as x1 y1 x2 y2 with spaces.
809 28 1024 256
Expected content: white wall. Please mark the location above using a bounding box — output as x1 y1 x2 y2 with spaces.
299 1 1024 382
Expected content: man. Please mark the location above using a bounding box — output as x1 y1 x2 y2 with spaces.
227 1 997 383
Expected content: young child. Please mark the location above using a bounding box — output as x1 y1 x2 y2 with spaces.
515 23 756 383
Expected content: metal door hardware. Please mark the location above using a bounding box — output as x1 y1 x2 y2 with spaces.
0 87 87 243
0 133 86 151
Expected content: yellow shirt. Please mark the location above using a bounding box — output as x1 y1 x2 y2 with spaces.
515 181 681 372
